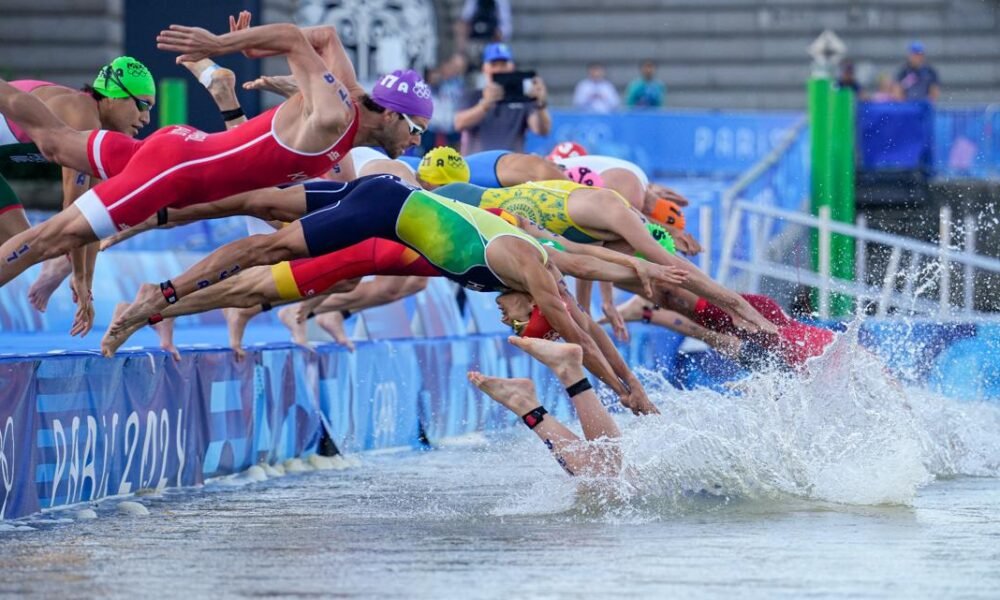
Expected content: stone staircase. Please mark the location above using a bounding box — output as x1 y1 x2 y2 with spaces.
507 0 1000 109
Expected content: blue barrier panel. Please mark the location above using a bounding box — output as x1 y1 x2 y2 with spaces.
933 107 1000 179
857 101 934 172
2 318 999 520
525 110 802 178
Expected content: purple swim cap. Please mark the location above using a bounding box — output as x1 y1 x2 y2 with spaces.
371 69 434 119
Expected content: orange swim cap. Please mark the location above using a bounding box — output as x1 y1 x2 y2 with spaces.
650 198 685 229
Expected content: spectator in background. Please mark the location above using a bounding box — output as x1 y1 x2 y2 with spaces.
573 63 620 113
454 43 550 154
455 0 512 59
896 41 940 102
423 53 467 152
836 59 862 98
871 74 897 102
624 60 666 108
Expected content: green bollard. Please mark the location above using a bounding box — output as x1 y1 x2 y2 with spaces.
829 86 857 316
808 76 833 315
158 78 188 127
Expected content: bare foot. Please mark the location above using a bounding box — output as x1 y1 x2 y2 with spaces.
507 336 583 382
180 59 237 108
278 305 309 347
316 312 354 351
294 303 312 324
101 302 145 357
107 283 164 338
467 372 540 416
223 306 259 361
151 317 181 362
27 257 71 312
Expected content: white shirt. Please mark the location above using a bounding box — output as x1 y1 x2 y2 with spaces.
572 78 620 113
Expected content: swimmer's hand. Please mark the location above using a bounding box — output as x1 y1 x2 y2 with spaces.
629 257 687 297
158 25 226 63
647 183 690 208
243 75 300 98
229 10 252 35
69 279 95 337
602 302 629 343
621 381 659 416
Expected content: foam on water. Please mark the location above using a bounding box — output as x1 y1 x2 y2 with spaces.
492 322 1000 518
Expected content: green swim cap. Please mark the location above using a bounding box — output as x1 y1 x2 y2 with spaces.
539 239 566 253
93 56 155 99
636 222 676 260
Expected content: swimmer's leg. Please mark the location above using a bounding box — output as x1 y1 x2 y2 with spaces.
615 296 742 358
102 264 281 356
467 371 587 476
180 59 243 127
508 336 621 445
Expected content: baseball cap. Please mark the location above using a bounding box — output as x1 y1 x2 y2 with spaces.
909 41 925 54
93 56 155 99
371 69 434 119
483 43 514 63
419 146 470 185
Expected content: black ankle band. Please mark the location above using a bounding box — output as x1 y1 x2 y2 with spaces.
156 208 168 226
221 107 245 122
260 302 273 312
565 378 592 398
160 280 178 304
340 309 352 319
521 406 547 429
642 305 655 324
306 311 316 320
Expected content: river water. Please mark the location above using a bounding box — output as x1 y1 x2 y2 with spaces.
2 328 999 599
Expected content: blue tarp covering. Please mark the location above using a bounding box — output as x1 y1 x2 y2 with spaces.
857 101 935 172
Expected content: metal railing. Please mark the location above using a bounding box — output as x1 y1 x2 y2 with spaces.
718 201 1000 319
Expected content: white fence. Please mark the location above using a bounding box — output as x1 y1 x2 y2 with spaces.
717 200 1000 320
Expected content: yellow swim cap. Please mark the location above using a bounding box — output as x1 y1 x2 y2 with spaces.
418 146 470 185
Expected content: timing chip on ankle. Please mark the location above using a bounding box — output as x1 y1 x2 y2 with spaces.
521 406 548 429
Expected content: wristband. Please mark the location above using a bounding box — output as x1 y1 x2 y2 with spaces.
156 208 168 226
160 280 178 304
565 377 592 398
221 107 245 122
521 406 547 429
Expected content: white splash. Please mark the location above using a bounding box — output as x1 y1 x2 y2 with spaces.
494 322 1000 516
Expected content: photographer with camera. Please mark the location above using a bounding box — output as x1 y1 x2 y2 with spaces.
454 43 550 154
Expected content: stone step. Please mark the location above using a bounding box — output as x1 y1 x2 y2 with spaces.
512 36 1000 65
0 44 120 76
0 16 122 45
514 10 996 37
